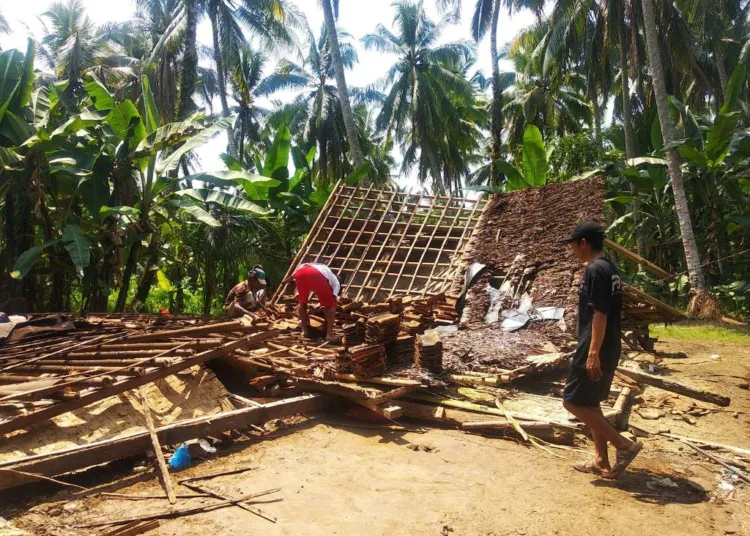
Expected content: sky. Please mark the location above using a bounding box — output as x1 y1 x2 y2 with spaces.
0 0 538 186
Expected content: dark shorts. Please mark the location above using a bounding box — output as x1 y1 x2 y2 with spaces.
563 365 615 407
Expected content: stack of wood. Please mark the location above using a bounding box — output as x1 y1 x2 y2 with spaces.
415 329 443 373
365 313 401 345
349 344 387 378
384 334 415 368
342 319 366 347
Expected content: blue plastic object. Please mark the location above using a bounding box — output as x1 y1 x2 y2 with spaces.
168 443 192 471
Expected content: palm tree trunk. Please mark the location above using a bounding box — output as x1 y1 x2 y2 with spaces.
321 0 365 170
134 234 161 307
178 0 199 119
489 0 503 187
210 7 237 157
715 38 729 102
641 0 707 297
115 240 141 312
591 93 602 147
618 16 647 263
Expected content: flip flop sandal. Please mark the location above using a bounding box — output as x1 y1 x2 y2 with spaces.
574 461 606 475
606 442 643 479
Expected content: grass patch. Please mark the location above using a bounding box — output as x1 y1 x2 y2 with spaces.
651 322 750 344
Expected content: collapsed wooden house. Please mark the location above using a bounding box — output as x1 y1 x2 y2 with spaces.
0 177 702 502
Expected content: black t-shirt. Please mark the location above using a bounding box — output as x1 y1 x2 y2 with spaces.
572 257 623 373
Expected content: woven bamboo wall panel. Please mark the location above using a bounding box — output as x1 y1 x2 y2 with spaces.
275 185 487 302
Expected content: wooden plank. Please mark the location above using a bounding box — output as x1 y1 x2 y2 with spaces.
138 386 176 505
617 365 730 406
605 238 674 281
0 333 277 435
0 394 328 490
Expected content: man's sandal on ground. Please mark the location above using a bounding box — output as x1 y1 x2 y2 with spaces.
605 442 643 479
574 461 609 476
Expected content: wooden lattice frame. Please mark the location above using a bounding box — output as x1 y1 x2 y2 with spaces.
273 184 488 303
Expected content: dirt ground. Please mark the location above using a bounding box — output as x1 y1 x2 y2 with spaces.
2 329 749 536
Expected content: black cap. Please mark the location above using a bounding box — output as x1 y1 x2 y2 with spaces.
561 221 605 244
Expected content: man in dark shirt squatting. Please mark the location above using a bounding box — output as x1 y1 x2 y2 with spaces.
561 221 642 478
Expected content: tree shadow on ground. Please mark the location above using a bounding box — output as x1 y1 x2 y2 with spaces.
591 467 708 505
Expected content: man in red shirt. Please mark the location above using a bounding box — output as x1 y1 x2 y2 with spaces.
284 263 341 341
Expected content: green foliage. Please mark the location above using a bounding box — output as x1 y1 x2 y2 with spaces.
548 132 600 182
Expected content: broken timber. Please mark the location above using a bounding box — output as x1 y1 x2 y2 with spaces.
0 394 328 490
617 365 730 407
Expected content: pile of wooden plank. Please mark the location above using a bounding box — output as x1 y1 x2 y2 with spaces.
384 334 415 368
415 329 443 373
349 344 387 378
365 313 401 345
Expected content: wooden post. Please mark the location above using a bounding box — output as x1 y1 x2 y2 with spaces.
138 386 177 504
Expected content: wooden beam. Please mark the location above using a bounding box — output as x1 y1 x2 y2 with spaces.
0 394 328 490
623 284 685 320
617 365 730 406
125 320 253 343
605 238 674 281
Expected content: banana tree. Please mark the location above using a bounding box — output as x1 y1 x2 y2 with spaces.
665 66 750 279
6 61 279 311
469 125 551 192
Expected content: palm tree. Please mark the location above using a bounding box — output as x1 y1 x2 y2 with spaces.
205 0 303 155
362 1 475 191
229 46 270 166
38 0 135 93
260 26 359 183
0 8 9 35
319 0 365 169
471 0 504 185
640 0 709 312
502 26 593 148
178 0 199 119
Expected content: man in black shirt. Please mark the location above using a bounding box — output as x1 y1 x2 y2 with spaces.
562 221 642 478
